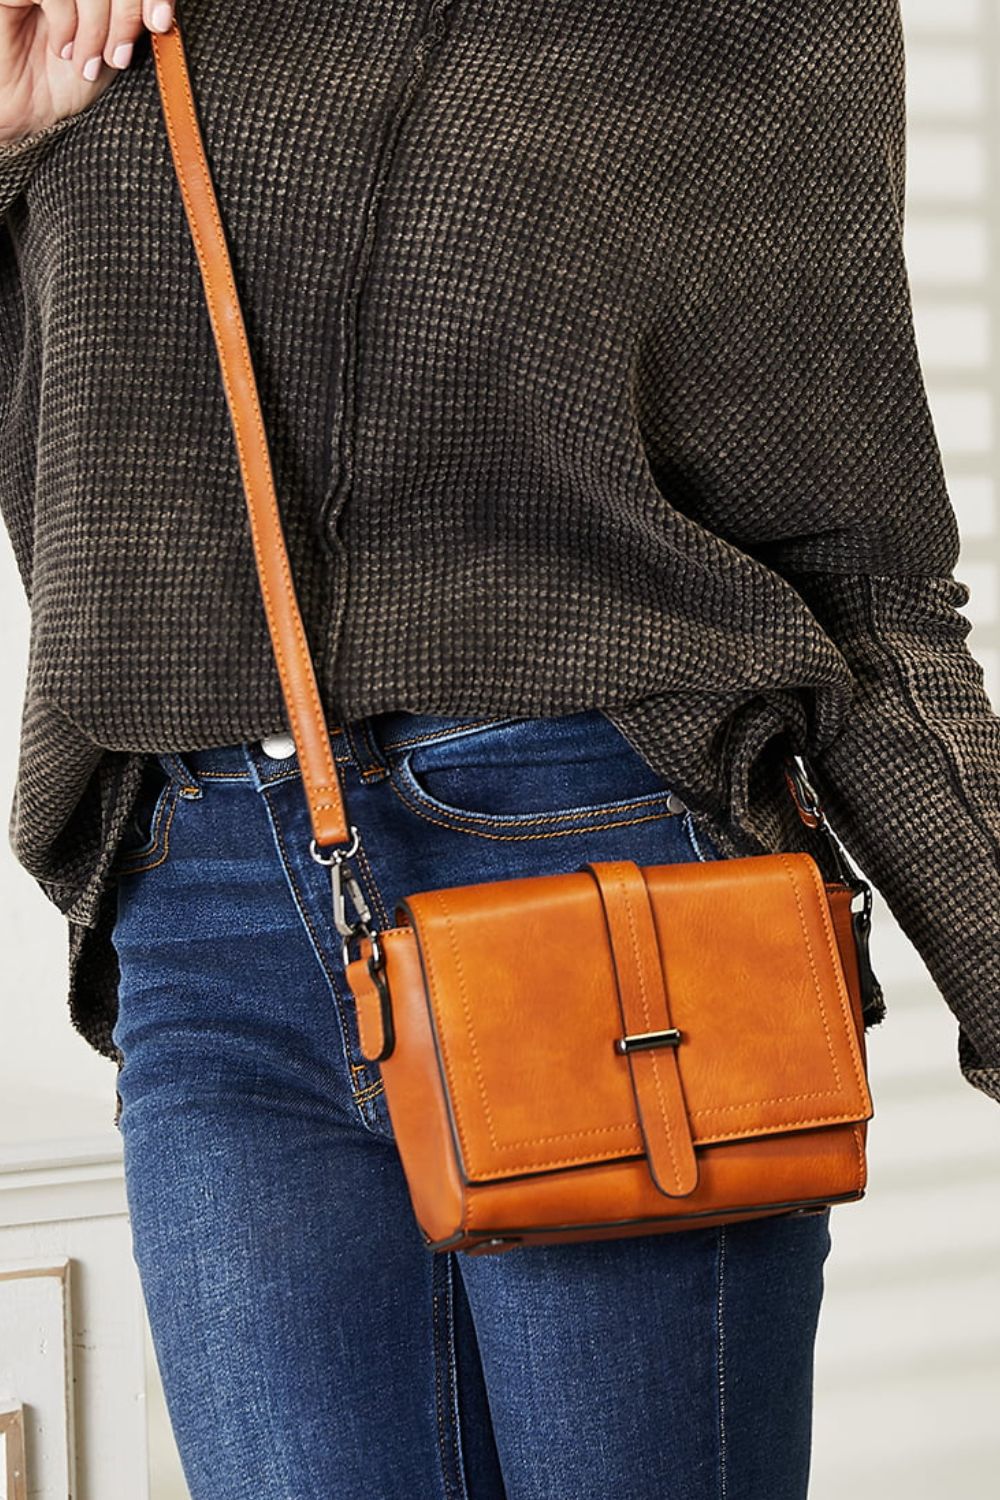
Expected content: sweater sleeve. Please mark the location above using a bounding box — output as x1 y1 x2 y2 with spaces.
759 8 1000 1101
0 120 78 599
0 112 88 216
744 7 1000 1101
1 101 114 598
645 1 1000 1100
788 570 1000 1105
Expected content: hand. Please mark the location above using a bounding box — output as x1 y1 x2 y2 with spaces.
0 0 174 144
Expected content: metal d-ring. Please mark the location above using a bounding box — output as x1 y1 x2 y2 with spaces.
309 825 361 866
342 924 384 974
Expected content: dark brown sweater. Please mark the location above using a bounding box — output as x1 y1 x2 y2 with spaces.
1 0 998 1100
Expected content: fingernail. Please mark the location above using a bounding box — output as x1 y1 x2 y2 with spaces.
83 55 103 82
112 41 133 69
60 41 73 60
151 2 173 31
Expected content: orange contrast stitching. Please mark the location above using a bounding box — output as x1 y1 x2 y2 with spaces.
114 787 180 874
616 865 683 1194
388 772 679 842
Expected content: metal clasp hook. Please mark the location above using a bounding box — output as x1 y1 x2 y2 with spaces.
783 754 824 827
310 826 381 967
782 751 865 890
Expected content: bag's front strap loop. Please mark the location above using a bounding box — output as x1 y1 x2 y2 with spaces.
150 21 350 849
584 860 699 1198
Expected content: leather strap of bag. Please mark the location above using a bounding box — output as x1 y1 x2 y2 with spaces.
585 860 699 1197
150 20 351 849
148 14 862 882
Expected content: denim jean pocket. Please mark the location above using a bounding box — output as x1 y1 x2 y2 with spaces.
385 709 688 840
111 755 180 876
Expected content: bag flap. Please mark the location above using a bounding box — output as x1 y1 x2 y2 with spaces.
399 852 873 1185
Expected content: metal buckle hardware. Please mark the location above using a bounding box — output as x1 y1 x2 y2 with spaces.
783 751 861 888
614 1029 683 1054
310 827 382 969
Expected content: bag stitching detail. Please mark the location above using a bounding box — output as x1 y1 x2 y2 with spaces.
419 860 867 1166
690 855 852 1117
614 864 684 1194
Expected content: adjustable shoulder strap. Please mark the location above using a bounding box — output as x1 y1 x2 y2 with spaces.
150 19 350 849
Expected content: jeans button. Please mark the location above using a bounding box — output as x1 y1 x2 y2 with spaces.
260 732 296 760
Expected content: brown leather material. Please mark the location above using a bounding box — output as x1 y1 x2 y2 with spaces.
457 1122 867 1235
351 947 389 1063
583 860 698 1198
828 884 869 1060
347 851 874 1251
348 928 466 1244
149 22 350 849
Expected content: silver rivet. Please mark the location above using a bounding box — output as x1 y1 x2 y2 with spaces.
667 792 687 814
260 732 296 760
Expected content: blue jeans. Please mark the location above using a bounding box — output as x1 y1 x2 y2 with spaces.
110 708 832 1500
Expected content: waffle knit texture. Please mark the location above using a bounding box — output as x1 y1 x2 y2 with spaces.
0 0 997 1100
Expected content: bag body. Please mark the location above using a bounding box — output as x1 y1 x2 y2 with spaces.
346 850 872 1253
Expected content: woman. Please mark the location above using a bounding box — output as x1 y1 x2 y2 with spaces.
1 1 997 1495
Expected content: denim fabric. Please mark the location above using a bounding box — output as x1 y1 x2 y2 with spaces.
110 707 833 1500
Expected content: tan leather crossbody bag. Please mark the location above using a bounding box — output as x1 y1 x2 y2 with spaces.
151 19 878 1255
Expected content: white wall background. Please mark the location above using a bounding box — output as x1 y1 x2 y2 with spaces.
1 1 999 1495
